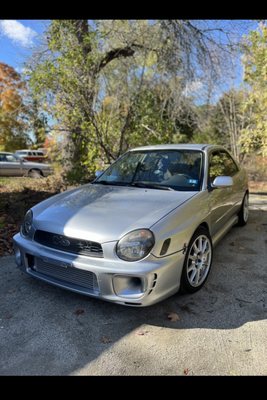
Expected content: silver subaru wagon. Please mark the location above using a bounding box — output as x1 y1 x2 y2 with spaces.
0 152 52 177
13 144 249 306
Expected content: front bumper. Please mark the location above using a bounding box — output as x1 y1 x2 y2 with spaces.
13 233 185 306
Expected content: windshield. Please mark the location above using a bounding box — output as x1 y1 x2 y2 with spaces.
94 150 203 191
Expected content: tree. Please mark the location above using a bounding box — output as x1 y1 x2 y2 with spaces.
28 20 239 182
0 62 31 151
27 99 48 147
208 89 248 161
240 23 267 156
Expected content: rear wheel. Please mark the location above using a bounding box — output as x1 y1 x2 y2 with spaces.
237 192 249 226
180 227 213 293
28 169 43 178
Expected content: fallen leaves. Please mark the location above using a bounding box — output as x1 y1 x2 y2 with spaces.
248 180 267 193
100 336 112 344
235 298 252 304
183 368 190 375
167 312 180 322
0 176 70 257
74 309 85 316
4 313 13 320
229 242 247 252
136 330 149 336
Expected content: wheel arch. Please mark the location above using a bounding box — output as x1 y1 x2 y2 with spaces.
28 168 44 177
180 222 213 294
196 222 210 235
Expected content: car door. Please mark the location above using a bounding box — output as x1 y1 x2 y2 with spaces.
0 154 7 176
207 150 235 236
2 154 23 176
219 150 242 214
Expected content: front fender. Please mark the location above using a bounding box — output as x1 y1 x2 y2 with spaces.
151 191 211 257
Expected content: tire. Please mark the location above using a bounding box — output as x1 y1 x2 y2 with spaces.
28 169 43 178
180 227 213 294
237 192 249 226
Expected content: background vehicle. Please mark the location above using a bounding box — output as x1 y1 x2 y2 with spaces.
15 149 47 163
0 152 52 177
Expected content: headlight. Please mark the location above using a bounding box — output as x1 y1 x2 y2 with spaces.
21 209 33 237
116 229 155 261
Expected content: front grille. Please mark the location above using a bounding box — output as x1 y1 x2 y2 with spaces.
33 257 99 293
34 230 103 258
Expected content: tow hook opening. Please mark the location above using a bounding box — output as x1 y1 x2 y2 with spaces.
182 243 187 254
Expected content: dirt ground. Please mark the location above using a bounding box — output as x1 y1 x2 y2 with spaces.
0 176 69 256
0 194 266 375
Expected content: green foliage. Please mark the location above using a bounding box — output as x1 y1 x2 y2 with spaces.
28 20 206 182
27 20 252 183
240 23 267 156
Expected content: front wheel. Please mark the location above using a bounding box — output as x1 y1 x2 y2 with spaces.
180 227 213 293
28 169 43 178
237 192 249 226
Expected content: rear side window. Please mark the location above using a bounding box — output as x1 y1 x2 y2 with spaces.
209 150 239 183
219 151 239 176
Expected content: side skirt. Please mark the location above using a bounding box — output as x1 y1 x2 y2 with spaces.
212 215 239 247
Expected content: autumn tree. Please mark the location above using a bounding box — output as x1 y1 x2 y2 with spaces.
0 62 31 151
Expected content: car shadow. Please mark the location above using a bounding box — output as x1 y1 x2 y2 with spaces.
0 208 266 375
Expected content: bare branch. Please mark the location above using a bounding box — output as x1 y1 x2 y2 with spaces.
97 46 135 73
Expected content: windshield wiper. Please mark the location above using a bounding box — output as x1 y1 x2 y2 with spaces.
92 180 129 186
130 181 174 191
93 180 174 190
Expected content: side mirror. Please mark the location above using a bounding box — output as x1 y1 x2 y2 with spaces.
95 170 103 178
212 176 233 188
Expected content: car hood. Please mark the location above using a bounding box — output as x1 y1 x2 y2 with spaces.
33 184 196 243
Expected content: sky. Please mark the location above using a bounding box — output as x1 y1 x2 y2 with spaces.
0 19 260 102
0 20 49 72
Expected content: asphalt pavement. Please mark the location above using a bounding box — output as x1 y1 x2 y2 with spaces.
0 194 266 375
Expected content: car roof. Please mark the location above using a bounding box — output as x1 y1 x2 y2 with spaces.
130 144 217 152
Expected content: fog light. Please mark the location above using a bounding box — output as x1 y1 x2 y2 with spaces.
14 247 22 266
113 275 145 298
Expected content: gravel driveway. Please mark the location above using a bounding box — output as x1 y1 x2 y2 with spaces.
0 194 266 375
